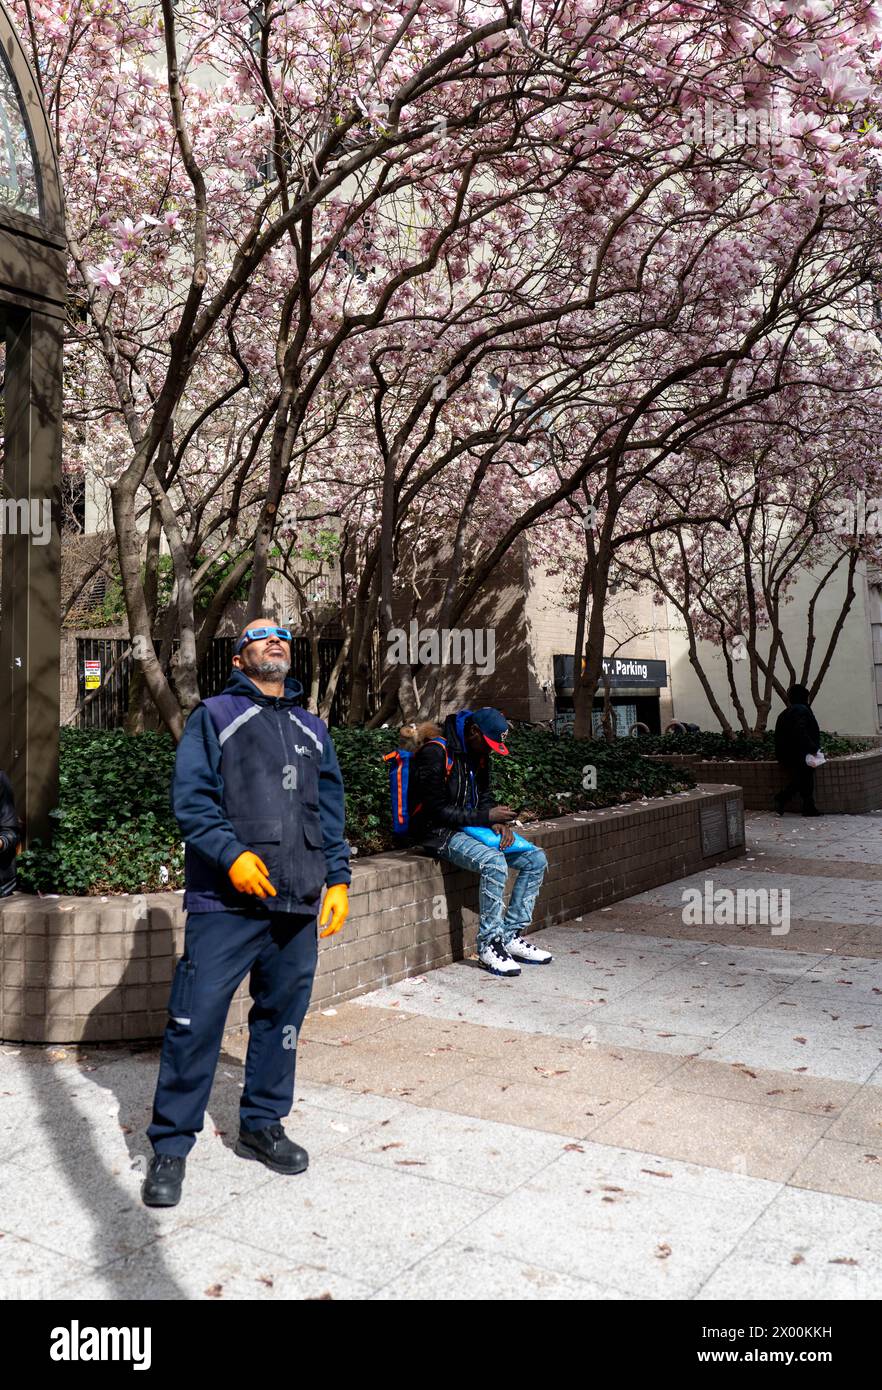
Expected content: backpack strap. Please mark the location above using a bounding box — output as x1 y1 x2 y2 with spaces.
383 748 412 834
408 737 453 821
423 737 454 775
383 737 454 836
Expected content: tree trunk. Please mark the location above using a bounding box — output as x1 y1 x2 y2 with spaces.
573 560 609 738
124 501 163 734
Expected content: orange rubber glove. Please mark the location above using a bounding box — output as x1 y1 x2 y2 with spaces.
319 883 349 938
229 851 276 899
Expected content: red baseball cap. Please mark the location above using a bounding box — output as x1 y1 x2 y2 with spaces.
471 707 510 755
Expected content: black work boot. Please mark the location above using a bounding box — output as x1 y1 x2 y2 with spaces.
142 1154 186 1207
235 1122 309 1175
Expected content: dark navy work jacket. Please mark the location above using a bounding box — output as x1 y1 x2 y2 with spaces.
172 669 351 915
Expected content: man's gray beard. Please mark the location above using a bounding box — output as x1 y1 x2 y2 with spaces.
244 655 291 682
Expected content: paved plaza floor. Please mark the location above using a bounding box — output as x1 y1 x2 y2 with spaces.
1 812 881 1300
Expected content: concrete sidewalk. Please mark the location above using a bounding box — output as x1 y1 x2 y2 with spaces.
1 812 880 1300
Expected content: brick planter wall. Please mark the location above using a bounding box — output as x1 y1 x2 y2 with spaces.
648 750 882 813
0 784 745 1044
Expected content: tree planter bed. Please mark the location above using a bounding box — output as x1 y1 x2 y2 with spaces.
0 785 745 1044
648 750 882 813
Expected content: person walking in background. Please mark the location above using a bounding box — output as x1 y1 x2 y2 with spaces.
404 707 551 977
774 683 822 818
142 620 351 1208
0 770 22 898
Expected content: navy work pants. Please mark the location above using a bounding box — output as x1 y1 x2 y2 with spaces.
148 908 318 1157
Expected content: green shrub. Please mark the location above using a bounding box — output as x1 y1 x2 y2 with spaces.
17 728 182 896
332 726 400 855
636 729 870 760
335 726 696 854
489 728 694 816
18 724 696 895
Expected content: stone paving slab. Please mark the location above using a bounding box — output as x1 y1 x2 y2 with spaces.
571 914 881 958
634 872 882 923
188 1153 499 1288
358 928 882 1082
697 1185 882 1300
747 857 882 880
453 1143 783 1300
372 1241 624 1302
587 1084 834 1182
0 1230 94 1301
2 810 882 1300
53 1227 377 1303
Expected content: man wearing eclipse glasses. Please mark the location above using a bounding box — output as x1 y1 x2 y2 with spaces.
143 620 350 1208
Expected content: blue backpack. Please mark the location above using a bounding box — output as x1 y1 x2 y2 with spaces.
383 736 453 835
383 736 535 854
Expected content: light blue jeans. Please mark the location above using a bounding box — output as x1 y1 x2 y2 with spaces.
441 830 548 949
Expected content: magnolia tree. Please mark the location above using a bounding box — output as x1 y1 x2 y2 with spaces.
463 3 882 737
16 0 882 738
615 342 882 732
317 293 600 724
24 0 617 735
331 0 882 736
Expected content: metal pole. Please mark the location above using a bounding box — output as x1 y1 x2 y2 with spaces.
0 306 62 843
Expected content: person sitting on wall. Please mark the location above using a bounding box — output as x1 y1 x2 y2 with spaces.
0 770 22 898
403 708 551 977
774 683 822 818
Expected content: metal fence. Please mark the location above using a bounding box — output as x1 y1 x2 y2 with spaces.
74 635 359 729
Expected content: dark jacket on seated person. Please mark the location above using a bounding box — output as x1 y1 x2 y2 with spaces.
405 710 495 857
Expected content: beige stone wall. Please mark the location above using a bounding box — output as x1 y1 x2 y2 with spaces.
664 561 880 736
649 748 882 812
523 548 880 737
525 563 675 725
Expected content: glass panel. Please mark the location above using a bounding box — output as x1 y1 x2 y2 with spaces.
0 48 39 218
592 703 637 736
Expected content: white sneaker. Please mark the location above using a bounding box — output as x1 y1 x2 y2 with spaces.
478 940 521 976
506 934 553 965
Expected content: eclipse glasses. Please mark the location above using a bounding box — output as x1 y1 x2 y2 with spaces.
235 625 292 654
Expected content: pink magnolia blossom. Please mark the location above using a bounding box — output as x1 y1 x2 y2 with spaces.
86 257 123 290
